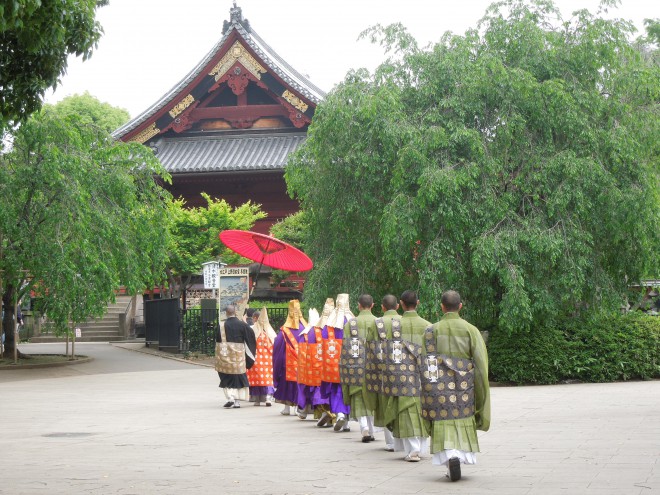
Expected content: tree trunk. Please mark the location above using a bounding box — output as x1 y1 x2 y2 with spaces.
2 285 25 358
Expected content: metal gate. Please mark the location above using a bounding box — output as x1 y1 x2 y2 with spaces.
180 306 289 355
144 298 181 351
181 308 218 355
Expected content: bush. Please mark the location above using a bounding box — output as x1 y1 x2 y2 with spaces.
489 312 660 384
488 324 571 384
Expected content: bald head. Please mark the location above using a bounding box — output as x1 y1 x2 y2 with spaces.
358 294 374 310
441 290 462 312
400 290 418 310
381 294 398 311
225 305 236 317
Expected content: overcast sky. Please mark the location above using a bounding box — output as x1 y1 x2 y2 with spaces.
45 0 658 118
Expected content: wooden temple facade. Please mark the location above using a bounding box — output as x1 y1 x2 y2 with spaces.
113 4 324 233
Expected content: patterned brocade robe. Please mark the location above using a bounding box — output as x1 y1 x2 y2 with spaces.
272 322 305 406
340 309 376 419
246 329 274 389
296 326 327 411
364 309 398 428
215 316 257 391
367 310 429 439
423 312 490 454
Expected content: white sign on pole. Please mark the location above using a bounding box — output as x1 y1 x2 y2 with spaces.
202 261 220 289
75 327 82 338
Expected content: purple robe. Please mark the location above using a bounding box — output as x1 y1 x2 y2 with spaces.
297 327 329 410
249 385 274 397
320 323 350 415
273 323 304 405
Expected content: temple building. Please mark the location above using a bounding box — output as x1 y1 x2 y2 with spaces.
113 4 324 233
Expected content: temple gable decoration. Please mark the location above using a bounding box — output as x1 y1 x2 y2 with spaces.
114 3 324 143
113 3 324 234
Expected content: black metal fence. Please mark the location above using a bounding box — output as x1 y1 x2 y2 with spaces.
181 307 289 355
265 307 288 331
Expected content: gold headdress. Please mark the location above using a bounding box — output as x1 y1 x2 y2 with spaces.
283 299 307 329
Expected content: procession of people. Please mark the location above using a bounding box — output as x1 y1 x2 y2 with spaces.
214 290 490 482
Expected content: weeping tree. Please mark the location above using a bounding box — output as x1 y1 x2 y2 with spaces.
0 107 171 357
285 0 660 332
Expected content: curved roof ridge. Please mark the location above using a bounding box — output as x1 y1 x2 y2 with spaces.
113 12 325 140
238 24 326 102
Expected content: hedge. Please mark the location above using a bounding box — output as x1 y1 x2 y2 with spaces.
488 312 660 384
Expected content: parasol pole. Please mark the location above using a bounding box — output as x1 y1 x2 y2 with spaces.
250 239 271 297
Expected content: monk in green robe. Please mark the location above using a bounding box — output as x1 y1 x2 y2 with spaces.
341 294 377 443
368 290 430 462
364 294 399 451
422 290 490 482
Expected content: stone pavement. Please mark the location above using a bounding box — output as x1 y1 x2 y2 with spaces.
0 342 658 495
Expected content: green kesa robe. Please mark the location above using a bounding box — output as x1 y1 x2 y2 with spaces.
424 312 490 454
364 309 397 429
341 309 376 419
367 310 429 439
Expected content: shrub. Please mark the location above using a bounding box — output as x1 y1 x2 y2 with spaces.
566 312 660 382
488 324 572 384
488 312 660 384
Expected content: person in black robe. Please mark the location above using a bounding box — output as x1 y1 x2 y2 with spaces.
216 305 257 408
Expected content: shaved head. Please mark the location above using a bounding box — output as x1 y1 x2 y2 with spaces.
441 291 462 312
400 290 418 310
382 294 398 311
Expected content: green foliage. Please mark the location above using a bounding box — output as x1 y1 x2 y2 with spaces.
0 105 170 349
489 312 660 384
0 0 106 128
488 324 571 384
269 211 309 284
645 18 660 45
43 92 130 132
286 0 660 330
269 211 308 252
163 194 266 296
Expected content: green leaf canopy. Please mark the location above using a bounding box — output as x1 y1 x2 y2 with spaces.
285 0 660 331
0 109 170 332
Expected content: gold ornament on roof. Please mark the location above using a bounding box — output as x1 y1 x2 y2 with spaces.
282 90 308 113
209 41 266 81
130 123 160 144
168 94 195 118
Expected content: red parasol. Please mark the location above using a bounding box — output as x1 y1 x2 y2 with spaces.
219 230 313 295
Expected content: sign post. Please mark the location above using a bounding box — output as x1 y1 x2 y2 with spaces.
218 266 249 321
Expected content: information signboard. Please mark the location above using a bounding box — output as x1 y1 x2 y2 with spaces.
202 261 220 289
218 266 249 320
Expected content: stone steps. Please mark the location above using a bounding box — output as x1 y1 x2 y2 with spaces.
31 296 133 343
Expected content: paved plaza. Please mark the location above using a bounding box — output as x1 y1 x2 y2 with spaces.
0 342 657 495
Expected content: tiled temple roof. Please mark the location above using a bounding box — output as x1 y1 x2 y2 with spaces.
151 132 307 173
